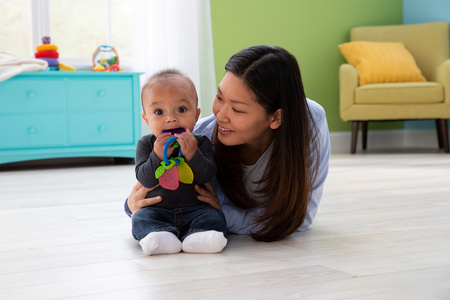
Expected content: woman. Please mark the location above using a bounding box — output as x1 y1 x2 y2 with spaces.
126 45 330 242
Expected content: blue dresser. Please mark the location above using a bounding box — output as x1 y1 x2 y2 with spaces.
0 71 142 164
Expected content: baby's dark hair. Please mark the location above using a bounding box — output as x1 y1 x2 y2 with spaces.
141 69 198 111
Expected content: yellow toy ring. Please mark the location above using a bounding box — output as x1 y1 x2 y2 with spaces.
36 44 58 51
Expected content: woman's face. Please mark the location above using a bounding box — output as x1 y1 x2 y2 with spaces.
213 72 279 151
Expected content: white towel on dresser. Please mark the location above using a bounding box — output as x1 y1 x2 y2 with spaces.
0 51 48 82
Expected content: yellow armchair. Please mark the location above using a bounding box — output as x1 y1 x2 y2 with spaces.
339 22 450 153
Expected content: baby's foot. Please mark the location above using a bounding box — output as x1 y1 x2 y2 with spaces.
182 230 227 254
139 231 181 255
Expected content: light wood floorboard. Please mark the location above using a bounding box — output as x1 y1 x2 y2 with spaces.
1 151 450 299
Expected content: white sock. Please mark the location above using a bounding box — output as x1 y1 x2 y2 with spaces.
139 231 181 255
182 230 227 254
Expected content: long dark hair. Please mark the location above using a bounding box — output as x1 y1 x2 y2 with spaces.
214 45 320 242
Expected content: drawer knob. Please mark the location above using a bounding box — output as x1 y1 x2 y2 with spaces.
27 91 36 98
28 127 37 134
98 125 107 132
97 90 106 97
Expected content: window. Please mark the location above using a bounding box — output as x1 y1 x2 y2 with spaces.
0 0 134 68
0 0 31 57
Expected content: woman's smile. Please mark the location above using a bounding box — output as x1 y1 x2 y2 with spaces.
217 124 233 134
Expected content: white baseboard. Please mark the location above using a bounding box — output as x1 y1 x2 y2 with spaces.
330 129 440 153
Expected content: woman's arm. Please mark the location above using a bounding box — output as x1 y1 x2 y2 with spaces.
299 100 330 230
220 199 262 234
195 177 262 234
124 182 162 217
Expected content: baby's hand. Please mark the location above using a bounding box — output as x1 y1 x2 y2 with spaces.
175 129 197 161
154 133 174 161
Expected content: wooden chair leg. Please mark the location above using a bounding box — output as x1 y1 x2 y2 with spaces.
351 121 359 154
436 119 449 153
442 120 449 153
362 121 368 150
436 119 443 149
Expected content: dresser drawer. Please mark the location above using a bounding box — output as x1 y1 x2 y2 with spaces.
0 79 66 113
0 114 66 149
68 112 134 145
67 79 132 112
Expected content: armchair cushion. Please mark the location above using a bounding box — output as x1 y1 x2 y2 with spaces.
355 82 443 104
339 41 426 85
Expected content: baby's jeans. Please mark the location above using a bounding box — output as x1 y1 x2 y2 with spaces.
132 203 227 241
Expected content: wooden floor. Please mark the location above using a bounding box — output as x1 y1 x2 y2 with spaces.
1 150 450 299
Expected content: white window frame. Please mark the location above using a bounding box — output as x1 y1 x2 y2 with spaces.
30 0 50 55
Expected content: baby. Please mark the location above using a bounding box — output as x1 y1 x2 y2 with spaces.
132 69 227 255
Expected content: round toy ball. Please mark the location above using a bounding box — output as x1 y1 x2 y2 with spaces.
92 45 119 69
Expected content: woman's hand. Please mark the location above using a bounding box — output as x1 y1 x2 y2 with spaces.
195 183 222 210
128 182 162 216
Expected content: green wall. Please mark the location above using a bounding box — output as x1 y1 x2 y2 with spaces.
210 0 403 132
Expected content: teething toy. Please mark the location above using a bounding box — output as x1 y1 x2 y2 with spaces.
155 137 193 190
